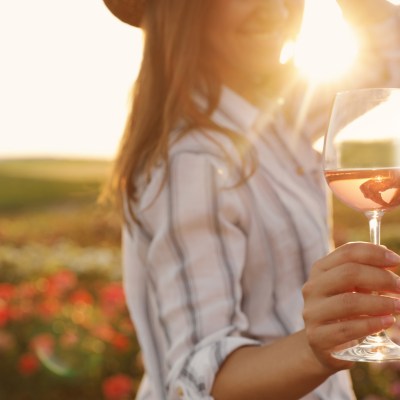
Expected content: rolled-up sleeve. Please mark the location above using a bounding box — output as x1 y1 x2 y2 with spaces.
140 151 260 399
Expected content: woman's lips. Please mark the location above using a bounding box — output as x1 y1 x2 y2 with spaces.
239 23 287 38
239 29 285 44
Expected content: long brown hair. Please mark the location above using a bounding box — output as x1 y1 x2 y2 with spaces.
104 0 254 222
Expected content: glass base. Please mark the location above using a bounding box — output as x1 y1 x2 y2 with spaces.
332 331 400 362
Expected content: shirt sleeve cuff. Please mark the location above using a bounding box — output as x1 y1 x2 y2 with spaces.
167 336 261 400
368 14 400 56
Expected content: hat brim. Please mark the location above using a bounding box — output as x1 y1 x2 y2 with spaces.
103 0 145 27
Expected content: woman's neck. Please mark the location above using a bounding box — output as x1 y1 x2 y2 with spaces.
222 67 290 109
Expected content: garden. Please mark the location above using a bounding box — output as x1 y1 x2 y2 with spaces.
0 159 141 400
1 158 400 399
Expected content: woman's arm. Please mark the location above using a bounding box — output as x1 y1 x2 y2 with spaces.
338 0 397 26
212 330 335 400
212 242 400 400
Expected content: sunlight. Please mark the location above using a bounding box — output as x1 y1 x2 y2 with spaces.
335 90 400 143
0 0 143 160
292 0 359 83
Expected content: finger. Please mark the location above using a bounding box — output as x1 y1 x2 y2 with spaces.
307 315 396 352
305 263 400 297
304 293 400 324
312 242 400 273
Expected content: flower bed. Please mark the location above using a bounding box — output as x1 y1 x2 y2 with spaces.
2 157 400 399
0 246 142 400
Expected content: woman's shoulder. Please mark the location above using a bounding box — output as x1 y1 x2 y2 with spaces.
137 129 235 208
169 125 237 162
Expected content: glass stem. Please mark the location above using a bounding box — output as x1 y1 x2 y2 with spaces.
366 210 384 245
365 210 385 338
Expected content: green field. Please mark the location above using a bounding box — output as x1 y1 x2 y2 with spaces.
0 158 111 212
0 158 121 250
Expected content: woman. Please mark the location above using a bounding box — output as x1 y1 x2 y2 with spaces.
102 0 400 399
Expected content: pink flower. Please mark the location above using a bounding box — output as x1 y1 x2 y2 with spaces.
60 330 79 348
30 333 55 357
102 374 133 400
390 381 400 397
18 353 40 376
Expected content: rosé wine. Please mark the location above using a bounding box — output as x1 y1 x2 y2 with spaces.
325 167 400 213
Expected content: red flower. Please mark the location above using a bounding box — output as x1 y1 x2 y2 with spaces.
18 353 40 376
102 374 133 400
92 324 115 342
111 333 130 351
9 302 34 322
69 289 93 305
47 270 77 296
16 282 37 299
100 283 126 316
36 299 61 319
0 283 15 301
0 305 11 327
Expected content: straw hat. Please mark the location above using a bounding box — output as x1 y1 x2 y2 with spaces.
103 0 146 27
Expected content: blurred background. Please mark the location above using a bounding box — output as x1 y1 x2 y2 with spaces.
0 0 143 160
1 0 400 399
0 1 144 399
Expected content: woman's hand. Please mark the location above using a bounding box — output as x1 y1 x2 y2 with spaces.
337 0 397 26
302 242 400 371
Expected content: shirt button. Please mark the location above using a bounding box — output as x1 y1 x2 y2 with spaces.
177 386 184 398
296 166 304 175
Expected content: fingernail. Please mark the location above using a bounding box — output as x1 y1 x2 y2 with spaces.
382 315 395 328
385 251 400 264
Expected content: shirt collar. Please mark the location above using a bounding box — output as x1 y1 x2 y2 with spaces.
213 86 262 134
215 86 291 138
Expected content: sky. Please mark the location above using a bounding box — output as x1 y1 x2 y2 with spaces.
1 0 399 160
0 0 143 160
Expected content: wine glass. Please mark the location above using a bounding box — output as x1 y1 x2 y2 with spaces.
323 87 400 362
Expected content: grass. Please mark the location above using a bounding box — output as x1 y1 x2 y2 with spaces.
0 158 120 248
0 158 111 213
0 158 111 181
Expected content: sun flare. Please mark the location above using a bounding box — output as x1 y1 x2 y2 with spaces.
291 0 359 84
